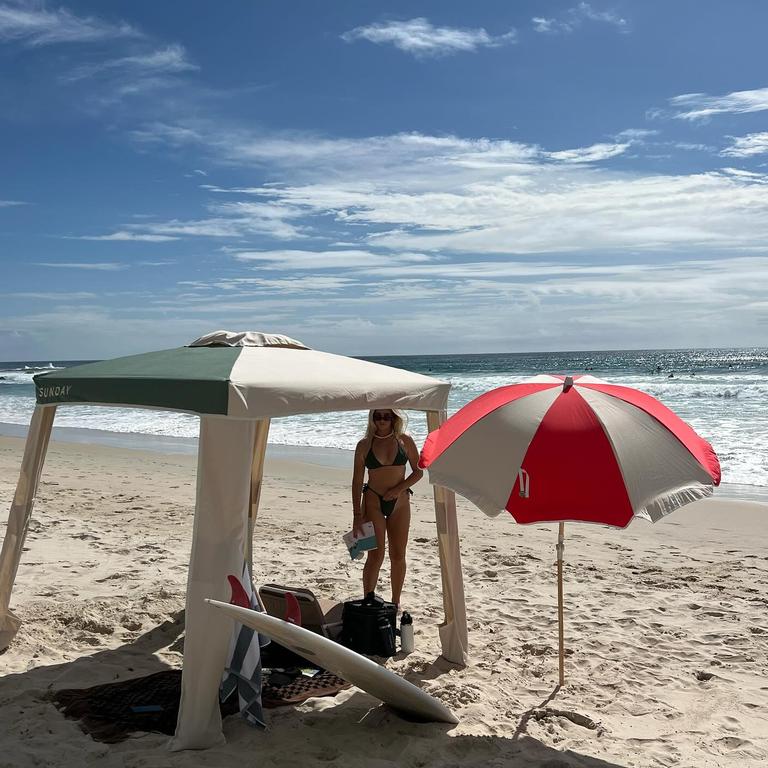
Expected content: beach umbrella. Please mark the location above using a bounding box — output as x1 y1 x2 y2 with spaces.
418 374 720 685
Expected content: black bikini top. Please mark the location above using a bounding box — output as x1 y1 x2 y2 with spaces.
365 438 408 470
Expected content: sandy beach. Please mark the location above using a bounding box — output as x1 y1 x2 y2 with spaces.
1 434 767 767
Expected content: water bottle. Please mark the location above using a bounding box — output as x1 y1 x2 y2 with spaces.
400 612 414 654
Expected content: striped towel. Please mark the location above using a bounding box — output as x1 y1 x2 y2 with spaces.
220 564 268 728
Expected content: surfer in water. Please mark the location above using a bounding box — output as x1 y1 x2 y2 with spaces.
352 409 422 608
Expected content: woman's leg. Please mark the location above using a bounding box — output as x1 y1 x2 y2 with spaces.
386 496 411 607
362 491 387 596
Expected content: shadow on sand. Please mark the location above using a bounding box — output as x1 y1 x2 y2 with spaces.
0 619 628 768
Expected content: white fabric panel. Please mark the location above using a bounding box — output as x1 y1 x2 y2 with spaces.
0 405 56 651
427 411 468 665
227 347 450 418
170 417 256 751
578 387 714 522
190 330 308 349
571 375 609 385
427 388 559 517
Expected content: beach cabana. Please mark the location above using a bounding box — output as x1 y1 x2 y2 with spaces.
0 330 468 750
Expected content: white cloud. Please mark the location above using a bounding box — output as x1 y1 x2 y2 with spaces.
141 208 305 240
206 276 353 294
137 261 176 267
0 1 139 46
126 124 768 257
8 253 768 356
73 231 180 242
531 17 557 33
341 18 516 57
64 44 197 81
0 199 27 207
672 142 715 152
548 141 630 163
532 3 628 34
670 87 768 121
361 168 768 254
131 122 204 145
231 249 432 271
134 126 538 174
35 262 128 271
721 132 768 158
614 128 658 141
2 291 98 300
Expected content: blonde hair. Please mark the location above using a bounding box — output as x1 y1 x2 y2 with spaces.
363 408 408 443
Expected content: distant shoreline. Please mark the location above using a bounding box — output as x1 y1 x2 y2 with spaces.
1 420 765 503
0 420 355 469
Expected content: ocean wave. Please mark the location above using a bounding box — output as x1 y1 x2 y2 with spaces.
690 389 741 399
0 372 38 385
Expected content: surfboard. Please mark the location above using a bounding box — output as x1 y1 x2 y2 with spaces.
205 598 459 724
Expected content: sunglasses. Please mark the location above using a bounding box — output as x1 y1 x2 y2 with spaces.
373 412 393 421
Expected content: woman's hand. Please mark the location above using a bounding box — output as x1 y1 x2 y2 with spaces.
383 485 402 501
352 516 366 537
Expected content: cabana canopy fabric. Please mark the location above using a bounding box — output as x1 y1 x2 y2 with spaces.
33 330 450 417
0 331 466 752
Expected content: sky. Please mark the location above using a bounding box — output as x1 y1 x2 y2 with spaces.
1 0 767 360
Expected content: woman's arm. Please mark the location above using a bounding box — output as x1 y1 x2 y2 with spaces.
383 435 423 499
351 441 366 534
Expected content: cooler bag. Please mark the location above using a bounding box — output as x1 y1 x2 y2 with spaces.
341 592 397 657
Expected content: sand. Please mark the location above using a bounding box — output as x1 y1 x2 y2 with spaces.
1 434 767 768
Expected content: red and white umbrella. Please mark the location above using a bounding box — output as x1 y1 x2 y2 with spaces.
419 374 721 683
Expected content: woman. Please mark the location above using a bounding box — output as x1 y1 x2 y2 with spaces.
351 409 422 608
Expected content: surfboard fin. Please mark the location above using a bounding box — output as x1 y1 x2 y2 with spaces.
284 592 302 625
227 574 251 609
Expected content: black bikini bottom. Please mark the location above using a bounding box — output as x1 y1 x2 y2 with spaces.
363 484 413 519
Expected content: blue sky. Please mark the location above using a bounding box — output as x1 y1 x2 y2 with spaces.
1 0 767 360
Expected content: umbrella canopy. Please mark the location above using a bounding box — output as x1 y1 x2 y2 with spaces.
419 374 720 527
32 330 450 417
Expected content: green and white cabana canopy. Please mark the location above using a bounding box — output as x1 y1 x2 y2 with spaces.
33 330 449 417
0 330 467 751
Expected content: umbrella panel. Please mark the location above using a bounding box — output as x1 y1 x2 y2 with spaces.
507 388 634 526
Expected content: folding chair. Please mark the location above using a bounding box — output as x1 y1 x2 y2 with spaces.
258 583 344 641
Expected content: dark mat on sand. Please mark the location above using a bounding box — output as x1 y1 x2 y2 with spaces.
49 670 213 743
49 665 351 742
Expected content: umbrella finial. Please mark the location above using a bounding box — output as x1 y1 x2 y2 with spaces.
563 376 574 392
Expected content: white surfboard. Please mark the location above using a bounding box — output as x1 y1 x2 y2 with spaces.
205 598 458 724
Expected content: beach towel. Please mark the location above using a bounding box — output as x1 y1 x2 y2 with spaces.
220 564 268 728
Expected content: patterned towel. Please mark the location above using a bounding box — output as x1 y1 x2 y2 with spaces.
262 669 351 708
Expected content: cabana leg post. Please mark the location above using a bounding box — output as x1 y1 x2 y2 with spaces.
426 409 469 666
170 417 256 751
246 418 270 576
0 405 56 651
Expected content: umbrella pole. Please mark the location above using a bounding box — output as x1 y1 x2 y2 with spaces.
556 522 565 686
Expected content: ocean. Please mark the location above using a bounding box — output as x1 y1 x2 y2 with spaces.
1 348 767 489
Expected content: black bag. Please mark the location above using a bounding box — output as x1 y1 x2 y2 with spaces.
341 592 397 657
